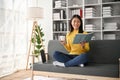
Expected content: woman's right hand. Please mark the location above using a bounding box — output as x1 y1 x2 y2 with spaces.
60 40 66 45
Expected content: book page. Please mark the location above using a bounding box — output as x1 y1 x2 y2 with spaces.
73 33 93 44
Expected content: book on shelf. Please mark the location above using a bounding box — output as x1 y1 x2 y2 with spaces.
102 6 112 17
104 34 116 40
53 22 67 31
80 9 83 18
53 13 60 20
73 33 93 44
103 6 112 10
103 22 118 30
85 24 96 31
60 10 66 19
85 7 96 18
70 9 83 18
55 0 66 8
104 22 118 26
53 10 66 20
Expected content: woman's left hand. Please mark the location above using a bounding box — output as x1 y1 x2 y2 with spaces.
80 41 86 48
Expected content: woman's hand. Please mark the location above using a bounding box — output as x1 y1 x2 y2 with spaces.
80 41 86 48
60 40 66 45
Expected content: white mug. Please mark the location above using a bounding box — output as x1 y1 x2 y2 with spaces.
59 36 65 41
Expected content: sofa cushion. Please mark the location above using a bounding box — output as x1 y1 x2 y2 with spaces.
88 40 120 64
33 63 119 78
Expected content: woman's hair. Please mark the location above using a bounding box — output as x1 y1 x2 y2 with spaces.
69 14 83 33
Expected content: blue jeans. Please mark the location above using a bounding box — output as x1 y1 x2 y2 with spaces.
53 51 88 67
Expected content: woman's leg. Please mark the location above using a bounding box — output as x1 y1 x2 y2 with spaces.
53 51 73 63
65 53 88 67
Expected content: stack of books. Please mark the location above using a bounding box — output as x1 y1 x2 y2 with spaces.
104 34 116 40
103 22 118 30
53 10 66 20
70 9 82 18
85 24 96 31
53 13 60 20
85 7 96 18
55 0 66 8
103 6 112 17
53 22 67 31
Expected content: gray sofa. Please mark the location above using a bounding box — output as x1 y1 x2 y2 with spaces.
33 40 120 79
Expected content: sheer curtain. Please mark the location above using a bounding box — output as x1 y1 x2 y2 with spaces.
0 0 28 77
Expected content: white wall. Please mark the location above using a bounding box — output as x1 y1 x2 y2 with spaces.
37 0 53 53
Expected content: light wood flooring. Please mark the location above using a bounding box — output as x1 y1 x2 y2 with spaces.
0 69 33 80
0 69 79 80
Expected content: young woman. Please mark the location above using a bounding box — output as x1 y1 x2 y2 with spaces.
53 15 90 67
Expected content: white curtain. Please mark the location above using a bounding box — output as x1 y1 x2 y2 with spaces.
0 0 28 77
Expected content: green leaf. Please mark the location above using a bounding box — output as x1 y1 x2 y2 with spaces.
36 45 42 49
31 38 35 43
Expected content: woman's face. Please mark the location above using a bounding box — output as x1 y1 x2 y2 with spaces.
71 17 81 30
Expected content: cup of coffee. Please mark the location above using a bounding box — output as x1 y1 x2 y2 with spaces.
59 36 65 41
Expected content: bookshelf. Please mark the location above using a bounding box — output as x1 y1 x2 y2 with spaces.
52 0 120 40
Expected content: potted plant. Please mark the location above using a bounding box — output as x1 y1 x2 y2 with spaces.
31 25 44 59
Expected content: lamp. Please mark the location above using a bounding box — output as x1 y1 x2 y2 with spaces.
26 7 44 71
27 7 43 19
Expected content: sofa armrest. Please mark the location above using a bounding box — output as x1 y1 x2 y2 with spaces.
48 40 68 62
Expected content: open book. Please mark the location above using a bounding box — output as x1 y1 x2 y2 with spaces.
73 33 93 44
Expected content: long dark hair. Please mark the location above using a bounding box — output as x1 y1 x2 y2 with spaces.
69 14 83 33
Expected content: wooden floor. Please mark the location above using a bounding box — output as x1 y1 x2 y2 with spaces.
0 69 33 80
0 69 77 80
